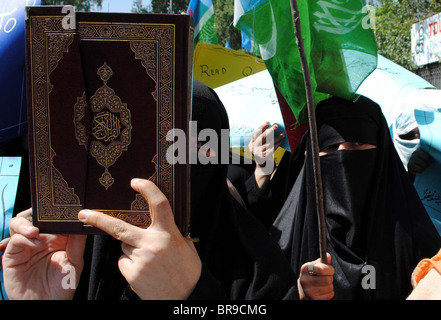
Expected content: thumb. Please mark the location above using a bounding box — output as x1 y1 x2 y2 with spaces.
314 253 332 265
66 235 87 268
325 252 332 265
130 178 177 232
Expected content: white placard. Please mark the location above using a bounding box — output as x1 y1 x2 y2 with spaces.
411 12 441 67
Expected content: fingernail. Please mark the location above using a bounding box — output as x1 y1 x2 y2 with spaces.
78 210 92 221
131 178 141 186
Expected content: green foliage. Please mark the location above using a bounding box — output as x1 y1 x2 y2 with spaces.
41 0 102 11
131 0 242 49
213 0 241 49
149 0 190 13
131 0 151 13
374 0 441 71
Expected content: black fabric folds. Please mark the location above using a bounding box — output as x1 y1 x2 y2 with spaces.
227 151 291 230
189 80 297 300
271 96 441 300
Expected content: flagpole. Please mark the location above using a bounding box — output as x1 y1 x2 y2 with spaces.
289 0 327 264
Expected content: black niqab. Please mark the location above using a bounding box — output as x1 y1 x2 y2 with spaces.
271 96 441 299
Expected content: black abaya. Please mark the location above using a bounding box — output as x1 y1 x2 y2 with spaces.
181 79 297 300
271 96 441 300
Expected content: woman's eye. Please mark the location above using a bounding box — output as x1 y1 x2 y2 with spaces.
321 144 339 151
346 142 359 147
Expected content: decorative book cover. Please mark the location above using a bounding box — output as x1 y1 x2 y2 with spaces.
26 6 193 234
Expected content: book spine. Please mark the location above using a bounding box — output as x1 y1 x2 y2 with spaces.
25 8 38 229
175 15 194 237
184 17 195 238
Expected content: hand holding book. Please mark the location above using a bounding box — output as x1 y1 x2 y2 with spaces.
78 178 202 300
2 179 201 300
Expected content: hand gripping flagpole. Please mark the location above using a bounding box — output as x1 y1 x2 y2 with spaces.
289 0 327 264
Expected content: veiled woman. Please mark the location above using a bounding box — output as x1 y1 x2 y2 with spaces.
271 96 441 299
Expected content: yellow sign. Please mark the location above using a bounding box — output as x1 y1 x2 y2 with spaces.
231 147 286 167
193 43 266 89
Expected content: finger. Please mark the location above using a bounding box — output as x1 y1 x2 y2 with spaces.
301 272 334 286
299 272 334 300
253 134 284 164
308 290 334 300
16 208 32 222
313 259 334 277
8 216 39 238
257 125 277 147
274 132 284 142
250 122 270 143
130 179 177 233
78 209 143 248
185 239 199 254
118 254 133 280
301 254 334 275
121 242 135 258
301 264 335 278
326 252 332 265
0 237 9 252
3 233 40 262
315 252 332 265
66 235 87 268
274 133 284 148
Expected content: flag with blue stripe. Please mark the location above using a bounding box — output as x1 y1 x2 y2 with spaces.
233 0 378 123
187 0 218 45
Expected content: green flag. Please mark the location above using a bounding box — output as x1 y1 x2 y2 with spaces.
234 0 377 123
187 0 218 46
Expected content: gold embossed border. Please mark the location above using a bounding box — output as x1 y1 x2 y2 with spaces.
29 16 177 228
29 15 82 223
78 21 176 227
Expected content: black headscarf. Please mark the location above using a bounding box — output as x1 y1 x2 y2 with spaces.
270 96 441 300
75 80 297 300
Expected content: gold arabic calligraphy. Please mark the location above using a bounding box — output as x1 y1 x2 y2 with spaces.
73 62 132 190
92 111 121 143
